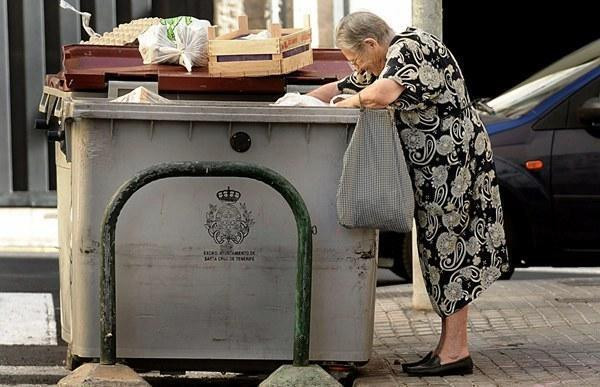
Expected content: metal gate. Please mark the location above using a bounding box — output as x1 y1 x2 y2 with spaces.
0 0 213 207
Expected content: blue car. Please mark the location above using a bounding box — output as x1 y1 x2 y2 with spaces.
483 39 600 278
382 39 600 280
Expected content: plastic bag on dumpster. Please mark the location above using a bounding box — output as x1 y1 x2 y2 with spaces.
271 92 354 107
110 87 172 104
271 92 328 107
138 16 211 72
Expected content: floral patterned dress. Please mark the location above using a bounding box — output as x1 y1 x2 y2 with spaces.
338 27 509 317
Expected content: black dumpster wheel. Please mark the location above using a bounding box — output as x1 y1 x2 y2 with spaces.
322 363 358 386
65 344 84 371
390 232 413 282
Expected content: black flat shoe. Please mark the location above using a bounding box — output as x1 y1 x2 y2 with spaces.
397 351 433 372
405 354 473 376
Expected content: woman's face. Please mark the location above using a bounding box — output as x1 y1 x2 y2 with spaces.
341 38 387 76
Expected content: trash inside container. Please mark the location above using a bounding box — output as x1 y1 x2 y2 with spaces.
42 45 377 372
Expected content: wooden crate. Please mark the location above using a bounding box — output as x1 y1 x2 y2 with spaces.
207 15 313 77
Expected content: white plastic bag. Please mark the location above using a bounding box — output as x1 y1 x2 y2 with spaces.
271 92 328 107
110 87 172 104
271 92 355 107
138 16 211 72
59 0 100 39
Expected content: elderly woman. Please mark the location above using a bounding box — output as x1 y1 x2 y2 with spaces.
308 12 510 376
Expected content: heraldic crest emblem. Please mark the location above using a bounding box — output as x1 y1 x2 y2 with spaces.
205 187 255 252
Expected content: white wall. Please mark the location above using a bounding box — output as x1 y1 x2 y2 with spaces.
290 0 412 48
348 0 412 34
293 0 319 47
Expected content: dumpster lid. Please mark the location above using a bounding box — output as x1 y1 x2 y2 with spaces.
48 45 352 94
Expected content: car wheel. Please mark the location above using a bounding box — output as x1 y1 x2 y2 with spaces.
390 232 413 282
500 210 517 280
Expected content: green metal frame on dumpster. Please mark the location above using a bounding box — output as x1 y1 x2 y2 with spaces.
99 161 313 367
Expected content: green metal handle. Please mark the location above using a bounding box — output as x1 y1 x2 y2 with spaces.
100 161 313 367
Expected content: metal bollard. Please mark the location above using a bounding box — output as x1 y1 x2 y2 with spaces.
99 161 313 367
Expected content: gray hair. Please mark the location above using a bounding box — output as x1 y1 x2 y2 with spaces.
335 12 395 52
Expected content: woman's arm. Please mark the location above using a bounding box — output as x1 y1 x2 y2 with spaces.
335 78 405 108
306 81 341 103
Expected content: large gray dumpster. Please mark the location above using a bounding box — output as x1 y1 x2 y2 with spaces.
43 85 376 371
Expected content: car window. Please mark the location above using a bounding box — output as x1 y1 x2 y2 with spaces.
487 59 600 119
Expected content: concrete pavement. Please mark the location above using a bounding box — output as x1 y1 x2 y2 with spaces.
2 208 600 385
2 274 599 385
355 277 600 386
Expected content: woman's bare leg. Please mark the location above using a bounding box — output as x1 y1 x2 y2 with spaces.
433 317 445 355
437 305 470 364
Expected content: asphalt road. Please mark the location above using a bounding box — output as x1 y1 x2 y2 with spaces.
0 257 65 368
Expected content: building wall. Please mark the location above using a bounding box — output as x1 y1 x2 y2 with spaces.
214 0 270 34
292 0 412 48
0 0 216 206
348 0 412 37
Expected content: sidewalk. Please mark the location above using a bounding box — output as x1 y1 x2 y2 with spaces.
0 208 58 257
356 278 600 386
2 209 600 385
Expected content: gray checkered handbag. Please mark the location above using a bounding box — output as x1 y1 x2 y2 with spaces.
336 107 415 233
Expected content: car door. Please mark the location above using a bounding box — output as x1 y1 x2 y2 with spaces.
551 73 600 259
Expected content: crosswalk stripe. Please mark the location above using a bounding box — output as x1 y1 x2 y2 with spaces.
0 365 67 377
0 293 57 345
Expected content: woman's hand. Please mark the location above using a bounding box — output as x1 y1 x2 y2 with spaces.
334 79 406 108
334 94 360 108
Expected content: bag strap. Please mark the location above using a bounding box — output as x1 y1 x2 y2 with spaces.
358 92 364 112
386 106 396 125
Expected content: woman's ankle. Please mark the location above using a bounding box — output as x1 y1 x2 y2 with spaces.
437 348 470 364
